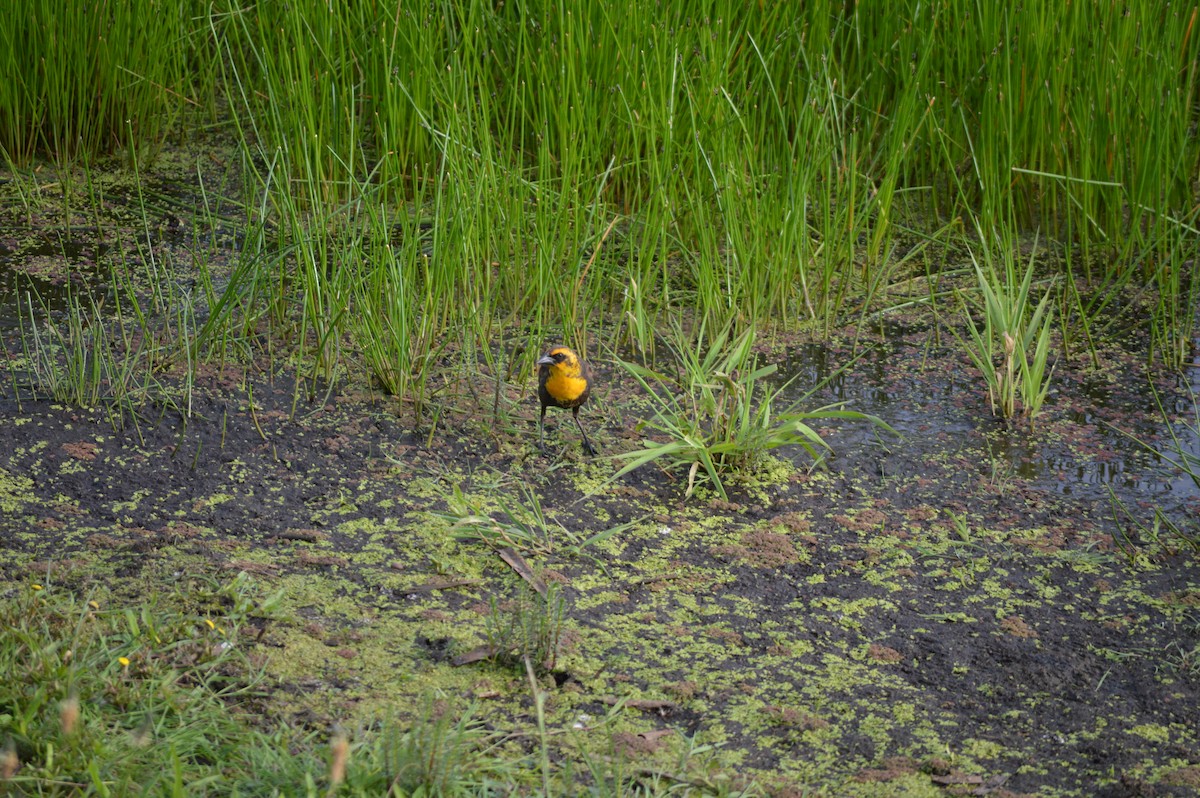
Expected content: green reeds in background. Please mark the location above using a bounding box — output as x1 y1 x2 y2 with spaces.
2 0 1199 405
0 0 208 167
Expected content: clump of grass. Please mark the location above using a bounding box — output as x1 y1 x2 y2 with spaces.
614 323 893 499
484 582 566 675
955 229 1056 426
18 291 115 411
0 576 316 795
16 263 201 432
9 155 261 430
441 482 632 558
442 483 560 557
376 697 499 797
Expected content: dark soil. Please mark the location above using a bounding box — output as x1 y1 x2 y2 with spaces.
2 163 1199 797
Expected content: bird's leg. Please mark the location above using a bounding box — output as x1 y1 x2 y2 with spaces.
573 407 596 455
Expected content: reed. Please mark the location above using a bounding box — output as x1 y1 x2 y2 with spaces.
2 0 1197 417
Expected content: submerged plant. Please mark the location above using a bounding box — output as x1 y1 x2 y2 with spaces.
613 323 893 500
956 229 1056 426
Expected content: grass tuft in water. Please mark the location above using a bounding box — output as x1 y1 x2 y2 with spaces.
955 229 1057 426
614 324 894 499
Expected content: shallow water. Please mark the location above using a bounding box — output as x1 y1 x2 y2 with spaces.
0 232 110 331
773 332 1200 512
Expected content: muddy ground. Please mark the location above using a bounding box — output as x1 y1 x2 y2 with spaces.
1 164 1199 797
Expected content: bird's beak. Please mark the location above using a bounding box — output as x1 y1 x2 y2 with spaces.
536 355 554 365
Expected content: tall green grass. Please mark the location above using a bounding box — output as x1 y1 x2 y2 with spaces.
0 0 209 167
3 0 1198 401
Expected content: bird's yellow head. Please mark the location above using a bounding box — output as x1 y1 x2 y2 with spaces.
537 346 582 378
538 346 590 407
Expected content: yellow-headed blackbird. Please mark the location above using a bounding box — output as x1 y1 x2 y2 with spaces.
537 345 596 455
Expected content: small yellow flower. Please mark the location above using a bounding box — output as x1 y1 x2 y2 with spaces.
204 619 215 630
118 657 130 668
88 600 99 610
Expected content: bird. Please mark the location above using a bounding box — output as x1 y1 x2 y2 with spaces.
537 345 596 455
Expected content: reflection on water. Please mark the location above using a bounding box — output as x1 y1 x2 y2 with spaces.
0 234 110 331
773 337 1200 504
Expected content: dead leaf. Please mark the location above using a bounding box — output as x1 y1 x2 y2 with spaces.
394 577 483 593
62 441 99 460
220 560 279 576
498 547 547 595
272 528 326 542
452 645 501 666
930 772 983 786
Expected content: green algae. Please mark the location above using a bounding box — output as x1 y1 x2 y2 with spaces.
0 465 36 514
